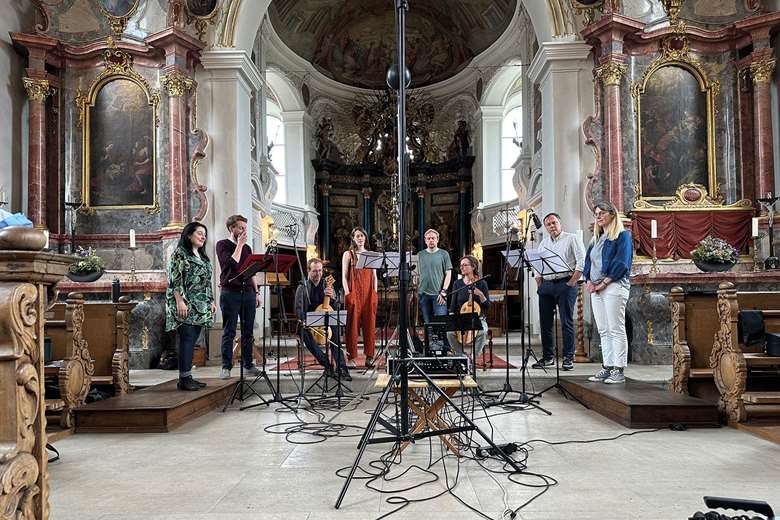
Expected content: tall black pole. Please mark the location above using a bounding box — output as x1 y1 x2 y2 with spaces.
395 0 410 438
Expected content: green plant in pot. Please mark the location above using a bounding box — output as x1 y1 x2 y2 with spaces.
66 246 106 282
691 236 739 272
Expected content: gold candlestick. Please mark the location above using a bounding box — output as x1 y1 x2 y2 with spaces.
650 237 658 275
129 246 138 282
753 236 762 272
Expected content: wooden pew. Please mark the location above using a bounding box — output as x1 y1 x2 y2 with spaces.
47 295 136 396
44 293 92 430
712 282 780 423
667 286 721 402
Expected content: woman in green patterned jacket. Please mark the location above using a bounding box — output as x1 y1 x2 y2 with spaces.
166 222 216 391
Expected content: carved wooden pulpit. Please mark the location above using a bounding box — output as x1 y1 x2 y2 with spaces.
0 229 72 520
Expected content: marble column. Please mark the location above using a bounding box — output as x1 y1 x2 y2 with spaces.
750 53 776 200
362 187 373 237
23 77 53 229
161 70 194 229
199 50 262 245
458 181 468 258
528 41 592 226
284 110 313 208
596 57 628 213
319 183 331 261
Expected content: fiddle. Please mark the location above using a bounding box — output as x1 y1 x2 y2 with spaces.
456 276 484 345
311 275 335 346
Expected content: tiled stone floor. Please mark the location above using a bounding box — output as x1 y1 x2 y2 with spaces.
49 373 780 520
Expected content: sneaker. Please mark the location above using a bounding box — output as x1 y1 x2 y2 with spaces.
531 358 555 369
588 366 611 382
177 376 201 391
604 368 625 384
191 378 207 388
244 365 261 376
364 356 375 368
220 368 231 380
562 358 574 371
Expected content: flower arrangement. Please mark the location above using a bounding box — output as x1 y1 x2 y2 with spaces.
691 236 739 264
68 246 105 274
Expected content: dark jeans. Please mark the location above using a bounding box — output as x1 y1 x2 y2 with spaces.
419 293 447 324
538 279 578 360
220 289 257 370
301 329 346 372
177 323 203 378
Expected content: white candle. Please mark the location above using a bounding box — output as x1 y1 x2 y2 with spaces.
650 219 658 239
43 230 49 250
0 190 5 202
575 229 583 243
129 229 136 249
752 217 759 238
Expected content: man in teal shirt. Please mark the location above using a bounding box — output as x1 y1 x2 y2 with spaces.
416 229 453 324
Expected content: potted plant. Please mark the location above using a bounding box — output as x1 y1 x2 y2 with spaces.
691 236 739 273
66 246 106 282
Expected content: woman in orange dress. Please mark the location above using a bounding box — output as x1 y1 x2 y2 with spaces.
341 227 378 367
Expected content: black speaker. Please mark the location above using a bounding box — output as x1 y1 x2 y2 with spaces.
766 332 780 356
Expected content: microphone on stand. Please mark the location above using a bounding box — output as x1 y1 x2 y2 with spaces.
529 210 543 230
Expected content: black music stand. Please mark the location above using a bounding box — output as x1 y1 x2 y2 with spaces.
303 309 352 406
240 252 298 411
222 254 275 412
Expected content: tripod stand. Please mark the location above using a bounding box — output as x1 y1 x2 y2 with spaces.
484 215 550 413
335 0 523 508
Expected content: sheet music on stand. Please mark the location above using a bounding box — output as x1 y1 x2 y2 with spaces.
306 310 348 328
355 251 411 277
522 247 571 277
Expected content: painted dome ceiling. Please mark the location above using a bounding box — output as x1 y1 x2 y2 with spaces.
268 0 517 89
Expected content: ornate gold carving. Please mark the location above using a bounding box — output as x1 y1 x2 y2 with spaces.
750 57 776 85
711 282 747 423
58 294 92 429
79 38 160 214
185 2 221 41
646 320 654 345
633 183 753 210
632 24 720 204
661 0 683 24
22 78 53 102
161 71 195 98
97 0 141 36
596 61 627 87
141 325 150 351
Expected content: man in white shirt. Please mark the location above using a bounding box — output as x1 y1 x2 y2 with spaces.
531 213 585 371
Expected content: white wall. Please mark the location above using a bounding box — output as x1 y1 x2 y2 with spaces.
0 4 33 213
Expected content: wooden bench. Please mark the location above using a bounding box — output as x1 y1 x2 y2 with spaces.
47 295 136 396
667 287 721 402
712 282 780 423
44 293 91 430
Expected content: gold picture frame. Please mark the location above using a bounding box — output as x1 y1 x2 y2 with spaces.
631 24 720 207
77 39 160 214
97 0 141 36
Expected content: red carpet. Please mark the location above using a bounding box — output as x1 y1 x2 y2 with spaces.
271 352 515 371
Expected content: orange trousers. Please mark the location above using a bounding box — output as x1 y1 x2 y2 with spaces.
345 266 377 360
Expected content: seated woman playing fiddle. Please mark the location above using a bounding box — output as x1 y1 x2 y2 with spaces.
446 254 490 357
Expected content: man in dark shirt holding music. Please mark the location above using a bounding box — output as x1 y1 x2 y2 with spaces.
216 214 262 379
294 258 351 381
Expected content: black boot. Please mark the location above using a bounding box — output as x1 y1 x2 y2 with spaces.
339 368 352 381
191 378 207 388
177 376 201 391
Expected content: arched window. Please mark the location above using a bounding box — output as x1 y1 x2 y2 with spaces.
266 99 285 203
501 104 523 200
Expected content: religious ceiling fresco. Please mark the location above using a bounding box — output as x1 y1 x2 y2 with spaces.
268 0 516 89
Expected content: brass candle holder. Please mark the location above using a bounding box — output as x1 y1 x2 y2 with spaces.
128 246 138 282
752 236 762 272
650 237 659 275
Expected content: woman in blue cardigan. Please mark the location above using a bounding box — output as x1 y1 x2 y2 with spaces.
583 201 633 384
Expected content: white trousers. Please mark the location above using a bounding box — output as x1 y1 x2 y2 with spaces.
590 283 630 368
